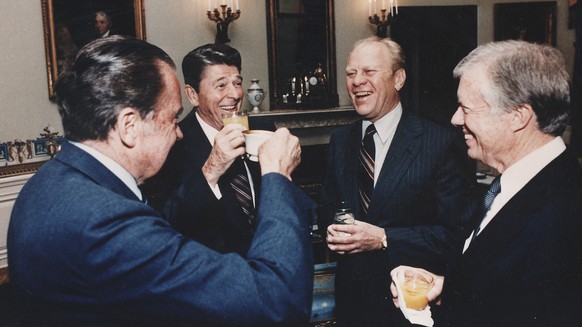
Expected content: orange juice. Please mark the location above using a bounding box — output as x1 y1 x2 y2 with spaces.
401 279 430 310
222 113 249 130
399 270 433 310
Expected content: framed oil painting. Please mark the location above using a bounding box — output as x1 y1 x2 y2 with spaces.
41 0 146 98
494 2 556 46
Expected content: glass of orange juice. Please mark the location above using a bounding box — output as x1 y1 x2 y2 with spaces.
221 111 249 130
398 269 434 310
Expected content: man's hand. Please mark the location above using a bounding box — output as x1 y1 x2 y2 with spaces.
326 220 386 254
202 124 246 186
258 128 301 180
389 265 444 309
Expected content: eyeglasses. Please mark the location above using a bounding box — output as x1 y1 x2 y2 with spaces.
458 104 488 114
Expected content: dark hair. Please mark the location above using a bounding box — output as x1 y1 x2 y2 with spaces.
55 35 176 141
181 43 242 92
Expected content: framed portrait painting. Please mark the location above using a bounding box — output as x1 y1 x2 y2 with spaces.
41 0 146 98
494 2 556 46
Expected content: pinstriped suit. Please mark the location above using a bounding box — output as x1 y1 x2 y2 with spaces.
320 111 474 326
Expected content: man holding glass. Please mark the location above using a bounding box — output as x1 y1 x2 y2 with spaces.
8 36 314 326
143 43 274 255
391 40 582 326
320 36 474 327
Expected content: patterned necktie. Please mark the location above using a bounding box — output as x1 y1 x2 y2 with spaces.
472 175 501 239
230 158 256 225
359 124 377 216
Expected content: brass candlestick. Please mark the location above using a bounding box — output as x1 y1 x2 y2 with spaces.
369 9 394 38
207 5 241 43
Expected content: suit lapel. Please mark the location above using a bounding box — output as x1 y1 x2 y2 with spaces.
178 110 213 169
366 113 422 223
346 122 365 218
461 152 569 263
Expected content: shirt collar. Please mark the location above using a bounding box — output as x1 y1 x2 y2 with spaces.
196 111 219 144
499 136 566 196
69 141 143 201
362 102 403 145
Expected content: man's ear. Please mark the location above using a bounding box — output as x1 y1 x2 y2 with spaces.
184 85 200 107
115 107 141 148
394 68 406 92
510 104 534 132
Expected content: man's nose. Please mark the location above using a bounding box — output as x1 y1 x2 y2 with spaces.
450 106 465 127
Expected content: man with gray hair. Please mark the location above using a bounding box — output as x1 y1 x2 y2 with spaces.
391 40 582 326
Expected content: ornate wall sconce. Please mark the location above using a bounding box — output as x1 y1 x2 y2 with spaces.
368 0 398 38
207 0 241 43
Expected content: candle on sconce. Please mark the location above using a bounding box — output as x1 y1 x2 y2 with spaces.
368 0 371 16
395 0 398 14
236 0 239 10
373 0 377 14
382 0 386 10
208 0 211 11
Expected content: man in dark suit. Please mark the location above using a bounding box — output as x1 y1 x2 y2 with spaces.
391 40 582 326
8 36 315 326
142 43 273 255
320 36 473 326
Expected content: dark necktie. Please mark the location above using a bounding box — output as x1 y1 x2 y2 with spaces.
472 175 501 239
359 124 377 216
230 158 256 226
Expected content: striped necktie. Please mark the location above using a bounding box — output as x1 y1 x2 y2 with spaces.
359 124 376 216
472 175 501 239
230 158 256 225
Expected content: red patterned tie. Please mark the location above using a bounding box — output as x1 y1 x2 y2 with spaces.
230 159 256 225
359 124 376 216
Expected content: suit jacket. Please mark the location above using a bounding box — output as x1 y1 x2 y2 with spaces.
319 111 474 326
8 141 315 326
142 110 274 255
438 150 582 327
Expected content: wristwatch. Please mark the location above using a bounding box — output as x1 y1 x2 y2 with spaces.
381 234 387 250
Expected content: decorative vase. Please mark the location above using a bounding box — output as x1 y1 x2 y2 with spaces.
245 79 264 113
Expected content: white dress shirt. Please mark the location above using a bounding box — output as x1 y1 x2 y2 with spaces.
196 112 256 204
361 103 403 185
463 136 566 252
70 141 143 201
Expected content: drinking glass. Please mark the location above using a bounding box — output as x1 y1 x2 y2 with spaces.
398 269 434 310
334 201 355 236
221 111 249 130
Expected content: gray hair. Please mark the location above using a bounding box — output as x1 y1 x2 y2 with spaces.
453 40 570 136
351 36 406 73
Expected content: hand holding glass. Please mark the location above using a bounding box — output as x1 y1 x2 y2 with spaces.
398 269 434 310
333 201 355 236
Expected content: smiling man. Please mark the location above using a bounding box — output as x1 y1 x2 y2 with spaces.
391 39 582 327
319 36 474 327
8 36 315 326
142 43 275 255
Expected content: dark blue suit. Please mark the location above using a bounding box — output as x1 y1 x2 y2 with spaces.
142 110 274 256
320 112 474 326
8 141 315 326
438 150 582 327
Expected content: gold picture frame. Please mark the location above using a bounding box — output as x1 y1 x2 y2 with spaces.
41 0 146 99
